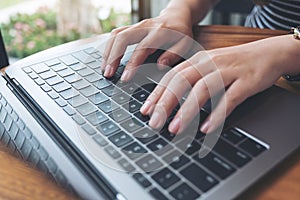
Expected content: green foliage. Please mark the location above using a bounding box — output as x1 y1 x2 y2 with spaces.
1 7 131 59
1 7 81 58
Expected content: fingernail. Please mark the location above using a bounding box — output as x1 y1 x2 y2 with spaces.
158 59 169 70
104 65 112 77
200 120 210 133
168 117 181 133
149 111 162 129
140 100 152 114
121 69 130 82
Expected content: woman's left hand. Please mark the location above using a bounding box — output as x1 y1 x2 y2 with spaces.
140 35 300 134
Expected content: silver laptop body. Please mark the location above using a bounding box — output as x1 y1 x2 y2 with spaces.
3 34 300 200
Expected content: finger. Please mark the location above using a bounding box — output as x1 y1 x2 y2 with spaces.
120 30 181 82
200 79 255 134
102 26 130 72
140 58 197 116
104 27 149 77
157 36 193 70
148 63 213 130
140 52 215 116
168 69 235 134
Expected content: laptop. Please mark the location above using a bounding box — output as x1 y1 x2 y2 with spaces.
0 29 299 200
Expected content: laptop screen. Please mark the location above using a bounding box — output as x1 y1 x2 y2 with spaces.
0 30 9 69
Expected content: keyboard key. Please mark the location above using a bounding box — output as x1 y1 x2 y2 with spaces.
170 183 200 200
193 151 236 179
63 105 76 116
118 158 135 172
122 83 140 94
134 112 150 123
69 63 86 71
85 73 102 83
76 102 97 116
77 68 94 77
176 137 202 155
120 118 144 133
89 92 109 105
80 85 98 97
93 79 111 89
104 145 121 159
48 90 59 99
221 128 246 144
64 73 82 84
51 63 67 72
55 98 67 107
133 128 158 144
34 78 45 86
41 84 52 92
149 188 168 200
180 163 219 192
214 139 251 167
98 100 119 114
45 58 60 67
87 60 102 70
109 131 133 147
109 108 130 123
136 154 163 173
141 83 157 93
52 81 71 93
23 67 32 73
82 124 97 135
152 168 180 189
72 114 86 125
238 138 267 157
45 76 64 86
39 70 56 80
147 138 172 156
160 128 184 142
60 88 80 100
102 85 122 97
57 68 74 77
72 79 90 90
132 173 151 188
91 53 102 59
97 121 120 136
72 51 95 64
112 92 130 105
163 150 190 169
122 142 147 160
28 72 39 79
31 63 49 74
86 111 108 126
84 47 97 54
123 100 142 113
59 55 79 66
133 90 149 103
67 95 88 107
93 134 108 146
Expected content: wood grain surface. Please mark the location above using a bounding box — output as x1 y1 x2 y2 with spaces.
0 25 299 200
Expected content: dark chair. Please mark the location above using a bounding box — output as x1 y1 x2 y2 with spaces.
212 0 254 25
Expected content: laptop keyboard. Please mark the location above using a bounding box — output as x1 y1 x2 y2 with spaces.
22 47 268 199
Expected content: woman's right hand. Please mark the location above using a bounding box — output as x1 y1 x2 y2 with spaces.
101 13 194 82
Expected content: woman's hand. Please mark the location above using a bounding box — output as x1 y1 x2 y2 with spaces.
102 14 194 82
140 35 300 134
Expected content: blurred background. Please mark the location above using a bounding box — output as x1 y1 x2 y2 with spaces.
0 0 253 61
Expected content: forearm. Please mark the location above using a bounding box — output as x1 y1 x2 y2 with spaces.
160 0 220 26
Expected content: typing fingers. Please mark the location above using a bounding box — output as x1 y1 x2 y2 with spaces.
103 27 149 77
168 69 235 134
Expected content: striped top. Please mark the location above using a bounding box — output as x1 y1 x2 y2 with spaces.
244 0 300 30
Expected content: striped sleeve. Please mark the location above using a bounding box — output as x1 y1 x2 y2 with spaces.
244 0 300 30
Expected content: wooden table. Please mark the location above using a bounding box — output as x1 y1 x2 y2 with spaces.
0 25 299 200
